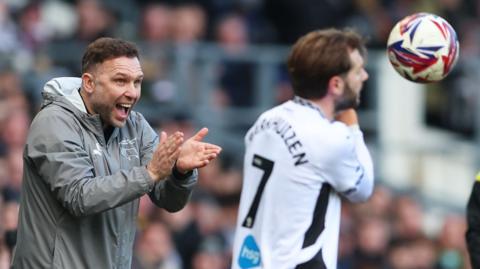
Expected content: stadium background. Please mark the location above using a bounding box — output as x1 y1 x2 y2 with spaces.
0 0 478 268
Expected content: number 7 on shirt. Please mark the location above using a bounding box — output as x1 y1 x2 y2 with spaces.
242 154 274 229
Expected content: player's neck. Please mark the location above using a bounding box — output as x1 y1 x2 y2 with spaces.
310 98 334 120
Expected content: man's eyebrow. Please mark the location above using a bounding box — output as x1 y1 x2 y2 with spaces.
112 72 144 79
112 72 129 77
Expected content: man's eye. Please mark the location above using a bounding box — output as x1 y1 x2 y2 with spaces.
115 79 126 85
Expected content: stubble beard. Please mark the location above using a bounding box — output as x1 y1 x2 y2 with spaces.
92 101 125 129
334 83 361 112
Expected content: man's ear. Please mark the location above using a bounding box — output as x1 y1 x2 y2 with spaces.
81 73 95 94
328 75 344 96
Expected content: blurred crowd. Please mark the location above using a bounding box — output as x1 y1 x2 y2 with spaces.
0 0 479 268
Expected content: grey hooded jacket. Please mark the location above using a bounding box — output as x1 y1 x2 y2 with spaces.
11 77 198 268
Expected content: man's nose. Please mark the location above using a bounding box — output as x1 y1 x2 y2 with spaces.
124 84 140 100
363 69 369 81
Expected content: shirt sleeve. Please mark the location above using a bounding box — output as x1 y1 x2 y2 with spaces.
317 124 374 202
26 110 154 217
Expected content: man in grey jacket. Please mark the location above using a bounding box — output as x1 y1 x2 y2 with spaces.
11 37 222 268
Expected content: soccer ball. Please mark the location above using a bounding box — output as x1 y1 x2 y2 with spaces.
387 13 459 83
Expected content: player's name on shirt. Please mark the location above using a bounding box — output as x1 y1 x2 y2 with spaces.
247 116 308 166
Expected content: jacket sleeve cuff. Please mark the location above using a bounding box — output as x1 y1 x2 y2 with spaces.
170 168 198 189
172 164 193 180
140 166 156 192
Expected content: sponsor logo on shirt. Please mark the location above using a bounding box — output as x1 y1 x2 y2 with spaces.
238 235 261 268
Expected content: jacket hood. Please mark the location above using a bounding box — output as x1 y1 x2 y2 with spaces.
42 77 109 142
43 77 87 113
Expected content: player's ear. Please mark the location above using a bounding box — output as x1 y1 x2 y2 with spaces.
328 75 344 96
81 73 96 94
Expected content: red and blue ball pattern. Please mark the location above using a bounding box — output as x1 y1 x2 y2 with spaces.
387 13 459 83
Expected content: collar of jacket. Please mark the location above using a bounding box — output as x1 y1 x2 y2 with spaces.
41 91 120 146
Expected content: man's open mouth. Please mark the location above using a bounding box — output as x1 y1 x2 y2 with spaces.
115 103 132 119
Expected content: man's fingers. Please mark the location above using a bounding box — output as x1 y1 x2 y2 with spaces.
210 146 222 154
168 140 183 158
197 150 219 163
156 131 183 160
175 133 222 171
164 132 184 149
170 146 181 161
192 127 209 142
195 158 211 168
201 142 222 153
148 132 187 181
202 148 221 156
159 131 167 144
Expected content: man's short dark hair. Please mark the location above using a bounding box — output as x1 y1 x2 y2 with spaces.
81 37 140 73
287 28 367 99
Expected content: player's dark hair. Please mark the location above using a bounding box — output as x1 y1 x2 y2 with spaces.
81 37 140 73
287 28 367 99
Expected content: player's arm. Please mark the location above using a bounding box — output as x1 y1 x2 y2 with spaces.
341 125 374 202
324 109 374 202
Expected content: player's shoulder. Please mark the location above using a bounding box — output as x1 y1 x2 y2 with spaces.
303 120 354 151
257 100 307 123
